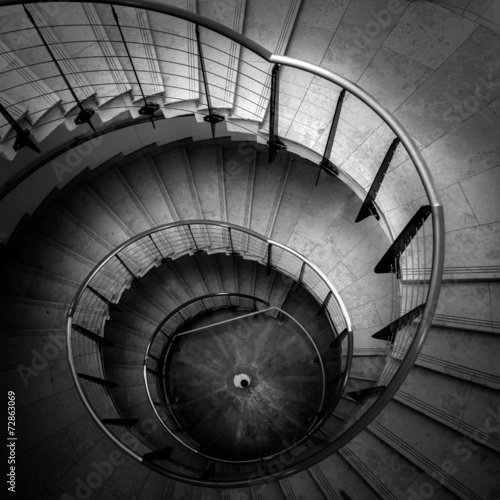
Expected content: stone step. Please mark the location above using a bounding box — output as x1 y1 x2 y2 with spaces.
371 400 500 500
147 0 198 108
93 4 164 102
108 302 158 338
12 391 99 499
185 140 226 229
0 37 62 124
230 0 302 121
0 91 28 140
40 2 131 107
137 472 175 500
341 428 454 500
152 144 205 235
196 0 246 111
119 282 171 322
173 253 212 303
214 252 237 294
404 281 500 335
395 365 500 454
0 258 79 303
9 5 97 113
267 268 294 314
237 256 256 299
250 145 290 238
194 252 224 296
280 470 326 500
86 164 158 237
221 140 256 240
104 320 151 351
57 183 153 273
415 325 500 391
150 260 194 306
103 341 144 366
0 295 94 332
401 222 500 283
31 203 116 266
311 452 382 500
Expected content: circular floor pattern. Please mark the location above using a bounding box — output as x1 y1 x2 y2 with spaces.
165 309 325 461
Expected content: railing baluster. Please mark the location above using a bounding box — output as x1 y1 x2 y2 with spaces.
371 304 426 342
292 261 306 291
111 5 159 128
266 243 272 276
356 138 400 223
195 25 224 139
77 373 118 388
329 328 348 349
115 254 143 288
0 100 40 153
72 324 113 347
374 205 432 278
315 89 346 185
187 224 200 252
267 64 287 163
87 285 122 312
149 234 165 261
143 446 173 461
317 291 332 316
347 385 386 402
228 227 235 254
24 5 96 133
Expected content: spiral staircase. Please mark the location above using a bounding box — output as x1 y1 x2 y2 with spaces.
1 1 499 499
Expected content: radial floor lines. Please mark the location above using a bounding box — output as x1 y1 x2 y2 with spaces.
166 308 326 461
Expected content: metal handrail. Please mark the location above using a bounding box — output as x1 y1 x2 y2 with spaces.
66 219 352 485
0 0 444 485
144 295 331 463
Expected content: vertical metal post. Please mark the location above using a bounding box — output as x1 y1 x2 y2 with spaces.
149 234 165 261
267 64 286 163
374 205 432 278
292 261 306 291
0 100 40 153
195 25 224 139
115 254 141 288
23 4 96 133
356 138 400 222
266 243 272 276
111 5 159 127
187 225 200 252
315 89 346 185
228 227 235 254
317 291 332 316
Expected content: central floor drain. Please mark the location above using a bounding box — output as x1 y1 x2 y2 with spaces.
226 364 259 398
234 373 250 388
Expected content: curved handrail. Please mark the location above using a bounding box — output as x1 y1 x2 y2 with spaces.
66 219 352 485
144 294 332 463
0 0 440 485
